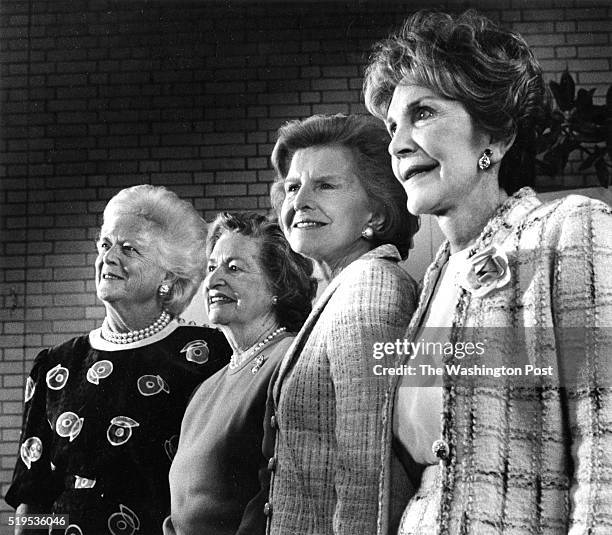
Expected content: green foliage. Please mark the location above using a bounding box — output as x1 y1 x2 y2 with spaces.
536 70 611 188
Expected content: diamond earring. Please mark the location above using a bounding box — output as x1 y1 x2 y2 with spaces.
158 284 171 297
478 149 492 170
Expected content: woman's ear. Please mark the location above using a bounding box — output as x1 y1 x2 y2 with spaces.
368 211 386 233
489 131 517 163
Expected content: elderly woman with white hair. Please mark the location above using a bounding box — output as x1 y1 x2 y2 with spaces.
5 185 231 535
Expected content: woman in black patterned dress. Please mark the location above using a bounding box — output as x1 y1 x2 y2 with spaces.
5 185 231 535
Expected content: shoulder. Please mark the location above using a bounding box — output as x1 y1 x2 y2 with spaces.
167 324 231 360
172 324 228 346
326 253 418 322
33 334 90 366
340 252 418 303
526 193 611 228
521 194 612 248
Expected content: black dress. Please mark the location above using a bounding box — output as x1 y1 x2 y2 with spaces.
5 321 231 535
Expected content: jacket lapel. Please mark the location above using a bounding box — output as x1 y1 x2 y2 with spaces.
272 244 402 404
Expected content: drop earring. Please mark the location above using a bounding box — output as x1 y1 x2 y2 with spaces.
478 148 492 170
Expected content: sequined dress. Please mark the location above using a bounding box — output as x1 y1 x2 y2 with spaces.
5 321 231 535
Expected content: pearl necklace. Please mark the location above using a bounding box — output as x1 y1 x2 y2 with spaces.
101 310 172 344
229 327 287 370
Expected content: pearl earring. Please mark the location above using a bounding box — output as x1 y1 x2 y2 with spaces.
361 226 374 240
478 148 492 170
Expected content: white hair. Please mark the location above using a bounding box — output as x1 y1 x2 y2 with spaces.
103 184 207 315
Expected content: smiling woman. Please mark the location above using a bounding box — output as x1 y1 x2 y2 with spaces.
5 185 231 535
165 212 315 535
265 114 420 534
363 9 612 534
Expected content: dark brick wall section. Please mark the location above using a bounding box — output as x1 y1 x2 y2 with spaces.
0 0 610 515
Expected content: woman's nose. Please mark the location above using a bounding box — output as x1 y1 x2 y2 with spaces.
102 244 119 264
388 124 415 158
204 266 224 288
293 184 314 211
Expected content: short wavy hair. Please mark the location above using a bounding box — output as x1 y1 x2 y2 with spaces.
363 9 548 194
206 212 316 333
103 184 207 315
270 114 419 260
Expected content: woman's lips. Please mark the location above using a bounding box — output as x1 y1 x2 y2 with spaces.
208 294 234 305
401 164 438 182
102 273 123 280
293 220 326 229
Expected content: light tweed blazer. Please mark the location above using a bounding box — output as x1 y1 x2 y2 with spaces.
266 244 418 535
377 188 612 534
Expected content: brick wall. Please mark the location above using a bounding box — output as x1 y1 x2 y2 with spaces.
1 0 610 519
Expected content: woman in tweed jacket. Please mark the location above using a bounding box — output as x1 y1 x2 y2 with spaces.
364 10 612 534
264 114 419 534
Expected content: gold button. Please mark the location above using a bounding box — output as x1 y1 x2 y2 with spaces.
432 439 450 460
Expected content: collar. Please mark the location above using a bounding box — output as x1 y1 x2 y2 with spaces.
409 187 540 335
272 243 403 404
89 319 180 351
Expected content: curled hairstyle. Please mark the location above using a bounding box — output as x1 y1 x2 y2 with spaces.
103 184 207 315
206 212 316 333
270 113 419 260
363 9 548 194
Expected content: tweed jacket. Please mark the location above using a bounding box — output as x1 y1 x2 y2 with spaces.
377 188 612 534
266 244 418 535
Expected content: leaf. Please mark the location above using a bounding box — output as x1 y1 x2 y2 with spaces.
549 81 567 111
577 146 605 171
560 70 576 108
606 85 612 161
595 158 610 187
535 158 556 177
571 122 606 143
576 88 595 112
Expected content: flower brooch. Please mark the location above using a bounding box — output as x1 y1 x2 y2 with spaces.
461 244 511 297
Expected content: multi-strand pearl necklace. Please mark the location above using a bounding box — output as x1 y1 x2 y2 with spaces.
229 326 287 370
101 310 172 345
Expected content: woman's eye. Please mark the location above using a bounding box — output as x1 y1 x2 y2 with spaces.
414 108 433 122
285 183 299 193
122 245 137 254
207 265 215 273
228 264 239 272
387 123 397 137
320 183 334 190
97 242 109 252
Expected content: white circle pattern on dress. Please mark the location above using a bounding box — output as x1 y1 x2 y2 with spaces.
107 504 140 535
86 360 114 385
55 411 84 442
46 364 69 390
136 374 170 396
107 416 140 446
20 436 42 469
24 376 36 402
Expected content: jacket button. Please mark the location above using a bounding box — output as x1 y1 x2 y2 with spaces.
268 457 277 471
270 415 277 429
263 502 272 516
432 439 450 460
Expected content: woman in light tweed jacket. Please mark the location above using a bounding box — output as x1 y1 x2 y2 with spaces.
363 9 612 534
264 114 419 534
